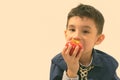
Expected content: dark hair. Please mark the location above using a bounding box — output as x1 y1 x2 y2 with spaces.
67 4 105 34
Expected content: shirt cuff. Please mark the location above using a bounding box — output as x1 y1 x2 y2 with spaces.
62 71 79 80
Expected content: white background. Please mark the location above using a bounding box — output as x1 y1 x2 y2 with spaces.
0 0 120 80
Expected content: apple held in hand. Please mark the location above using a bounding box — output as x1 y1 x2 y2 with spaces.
66 39 82 56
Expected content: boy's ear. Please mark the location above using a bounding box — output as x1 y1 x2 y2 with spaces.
95 34 105 45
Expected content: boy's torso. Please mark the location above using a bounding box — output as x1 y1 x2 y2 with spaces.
50 49 119 80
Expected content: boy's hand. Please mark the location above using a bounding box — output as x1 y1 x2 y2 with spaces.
61 44 83 78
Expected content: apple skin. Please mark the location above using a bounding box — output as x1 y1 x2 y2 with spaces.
65 39 82 56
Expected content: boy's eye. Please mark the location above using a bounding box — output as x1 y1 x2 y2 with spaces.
68 29 75 32
83 30 90 33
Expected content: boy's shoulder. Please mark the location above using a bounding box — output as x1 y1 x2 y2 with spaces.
94 49 118 63
52 53 63 63
51 53 67 70
93 49 118 70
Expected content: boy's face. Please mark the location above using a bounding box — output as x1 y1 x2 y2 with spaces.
65 16 104 54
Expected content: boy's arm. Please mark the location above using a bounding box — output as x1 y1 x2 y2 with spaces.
50 62 63 80
62 71 79 80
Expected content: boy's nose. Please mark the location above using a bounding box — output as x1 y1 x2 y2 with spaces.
72 32 81 40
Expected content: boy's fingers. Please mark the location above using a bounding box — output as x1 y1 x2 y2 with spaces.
72 46 79 58
62 46 67 55
76 48 83 60
62 45 72 56
65 45 72 55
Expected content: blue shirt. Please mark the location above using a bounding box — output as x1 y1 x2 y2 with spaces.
50 49 120 80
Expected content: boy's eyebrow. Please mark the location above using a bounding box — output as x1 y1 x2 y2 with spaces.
67 25 92 29
68 24 75 28
82 25 91 29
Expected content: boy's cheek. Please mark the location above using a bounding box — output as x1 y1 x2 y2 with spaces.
66 37 72 41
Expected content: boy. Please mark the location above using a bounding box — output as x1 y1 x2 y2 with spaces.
50 4 120 80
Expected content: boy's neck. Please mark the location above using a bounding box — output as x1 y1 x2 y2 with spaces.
79 51 93 67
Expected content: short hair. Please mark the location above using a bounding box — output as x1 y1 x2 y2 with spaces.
67 4 105 34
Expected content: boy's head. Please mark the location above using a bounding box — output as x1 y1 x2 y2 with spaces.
67 4 104 35
64 4 105 54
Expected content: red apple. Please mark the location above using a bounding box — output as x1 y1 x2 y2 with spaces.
66 39 82 56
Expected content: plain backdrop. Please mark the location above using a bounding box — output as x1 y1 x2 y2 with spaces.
0 0 120 80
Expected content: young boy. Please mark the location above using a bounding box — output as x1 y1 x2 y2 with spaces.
50 4 120 80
